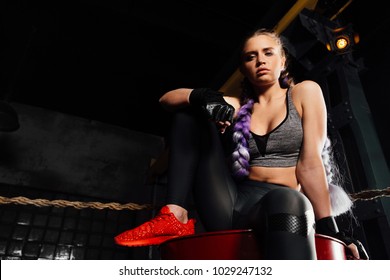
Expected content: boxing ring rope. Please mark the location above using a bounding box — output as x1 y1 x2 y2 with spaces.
0 187 389 211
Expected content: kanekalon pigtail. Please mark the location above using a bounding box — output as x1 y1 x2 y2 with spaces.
322 137 354 216
279 69 291 89
230 77 255 180
231 99 254 179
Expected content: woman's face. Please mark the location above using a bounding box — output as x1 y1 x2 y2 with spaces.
240 34 285 88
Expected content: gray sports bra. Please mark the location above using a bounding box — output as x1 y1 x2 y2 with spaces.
248 88 303 167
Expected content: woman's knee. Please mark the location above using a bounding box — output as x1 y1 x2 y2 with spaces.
257 188 315 237
262 188 313 215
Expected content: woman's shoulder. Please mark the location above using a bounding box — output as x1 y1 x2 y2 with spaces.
290 80 323 99
291 80 321 92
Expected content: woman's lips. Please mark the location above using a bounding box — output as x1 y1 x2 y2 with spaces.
256 68 269 75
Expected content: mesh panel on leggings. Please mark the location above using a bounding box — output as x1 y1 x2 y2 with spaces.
268 213 313 237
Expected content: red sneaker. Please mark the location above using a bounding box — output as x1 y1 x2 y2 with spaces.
114 206 196 247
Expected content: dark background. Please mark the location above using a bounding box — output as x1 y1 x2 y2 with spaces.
1 0 388 157
0 0 389 260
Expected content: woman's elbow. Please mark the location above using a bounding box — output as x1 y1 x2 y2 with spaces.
296 159 323 177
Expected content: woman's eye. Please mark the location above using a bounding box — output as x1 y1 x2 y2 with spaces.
265 51 274 56
244 54 256 61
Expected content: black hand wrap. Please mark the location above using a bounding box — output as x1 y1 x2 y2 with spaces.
316 216 369 259
189 88 234 123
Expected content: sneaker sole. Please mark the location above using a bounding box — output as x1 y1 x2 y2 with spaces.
115 235 180 247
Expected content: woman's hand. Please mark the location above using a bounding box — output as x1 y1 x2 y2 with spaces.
316 216 369 260
189 88 235 124
216 120 232 134
340 233 369 260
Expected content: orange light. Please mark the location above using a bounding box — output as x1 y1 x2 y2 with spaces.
354 33 360 44
335 36 349 50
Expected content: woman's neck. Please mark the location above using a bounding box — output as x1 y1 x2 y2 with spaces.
254 84 287 103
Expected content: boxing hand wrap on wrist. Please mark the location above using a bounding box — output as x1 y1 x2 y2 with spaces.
189 88 234 123
315 216 339 236
189 88 223 106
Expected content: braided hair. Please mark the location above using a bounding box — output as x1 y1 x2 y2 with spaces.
321 137 353 216
231 79 255 179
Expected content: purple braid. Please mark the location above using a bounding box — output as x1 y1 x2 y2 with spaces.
231 78 256 180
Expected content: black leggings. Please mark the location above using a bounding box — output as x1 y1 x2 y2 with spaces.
166 108 316 259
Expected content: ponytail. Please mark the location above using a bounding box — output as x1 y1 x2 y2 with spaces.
322 137 354 216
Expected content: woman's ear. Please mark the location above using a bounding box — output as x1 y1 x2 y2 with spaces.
280 53 286 68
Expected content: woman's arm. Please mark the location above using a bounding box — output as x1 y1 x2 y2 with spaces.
295 81 365 259
159 88 193 112
294 80 331 220
159 88 240 112
159 88 239 133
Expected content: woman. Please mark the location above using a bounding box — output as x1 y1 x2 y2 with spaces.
115 28 367 259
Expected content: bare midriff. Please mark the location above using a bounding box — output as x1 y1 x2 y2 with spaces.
248 166 300 191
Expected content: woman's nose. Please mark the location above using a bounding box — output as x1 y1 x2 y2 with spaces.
256 58 265 66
